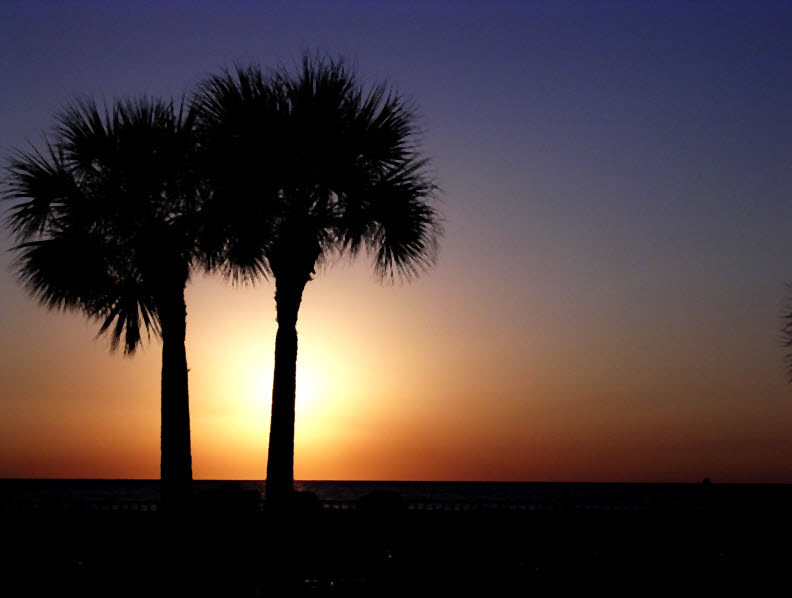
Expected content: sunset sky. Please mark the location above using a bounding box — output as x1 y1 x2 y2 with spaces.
2 1 792 483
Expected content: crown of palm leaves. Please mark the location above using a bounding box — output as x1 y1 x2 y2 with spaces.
3 97 200 354
194 55 443 284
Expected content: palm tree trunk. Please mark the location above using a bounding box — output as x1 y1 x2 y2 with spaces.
159 287 193 509
266 275 308 506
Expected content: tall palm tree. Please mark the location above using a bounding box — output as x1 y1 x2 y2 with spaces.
195 56 443 504
3 98 200 506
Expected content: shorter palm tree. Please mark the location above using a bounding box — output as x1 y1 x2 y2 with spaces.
3 98 201 506
196 56 443 504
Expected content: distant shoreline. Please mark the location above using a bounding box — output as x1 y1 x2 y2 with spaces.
3 478 792 513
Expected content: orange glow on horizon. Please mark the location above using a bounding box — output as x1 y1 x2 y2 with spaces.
3 263 792 484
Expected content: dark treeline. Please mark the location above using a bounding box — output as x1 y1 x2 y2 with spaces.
1 54 443 510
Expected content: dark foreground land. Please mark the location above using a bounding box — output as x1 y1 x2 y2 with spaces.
3 483 791 595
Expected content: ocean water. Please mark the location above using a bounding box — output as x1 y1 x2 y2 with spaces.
2 479 790 510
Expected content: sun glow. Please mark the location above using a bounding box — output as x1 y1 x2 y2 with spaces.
210 331 351 443
240 346 335 417
295 351 330 415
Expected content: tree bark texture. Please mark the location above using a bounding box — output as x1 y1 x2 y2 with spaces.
159 287 193 508
266 275 308 505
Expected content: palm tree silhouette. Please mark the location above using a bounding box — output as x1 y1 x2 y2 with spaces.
3 98 200 506
196 56 443 504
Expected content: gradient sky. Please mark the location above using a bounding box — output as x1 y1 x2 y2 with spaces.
2 1 792 482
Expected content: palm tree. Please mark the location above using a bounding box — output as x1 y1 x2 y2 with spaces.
3 98 200 507
195 56 443 504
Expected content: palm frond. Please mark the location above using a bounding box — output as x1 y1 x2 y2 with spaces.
96 287 160 355
3 142 79 239
368 163 442 282
13 236 100 312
